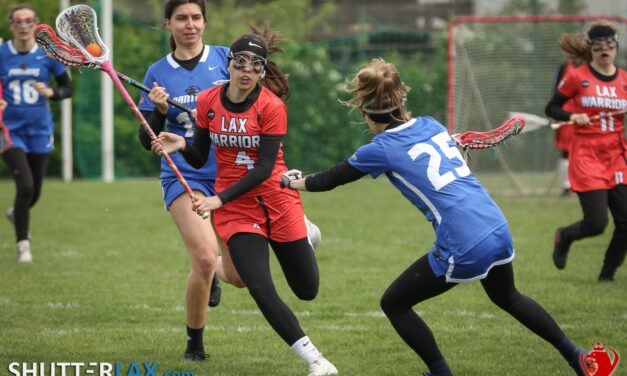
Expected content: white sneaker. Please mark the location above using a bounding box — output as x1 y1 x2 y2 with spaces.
305 215 322 249
308 356 338 376
17 240 32 263
5 207 14 225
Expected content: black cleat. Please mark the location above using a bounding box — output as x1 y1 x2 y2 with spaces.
184 349 207 361
552 228 572 270
208 275 221 307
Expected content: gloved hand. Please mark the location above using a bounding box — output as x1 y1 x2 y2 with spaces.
280 169 303 189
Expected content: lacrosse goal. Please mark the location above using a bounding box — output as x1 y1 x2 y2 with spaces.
447 15 627 195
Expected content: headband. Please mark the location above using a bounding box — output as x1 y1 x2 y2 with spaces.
587 25 618 43
361 98 407 114
229 37 268 59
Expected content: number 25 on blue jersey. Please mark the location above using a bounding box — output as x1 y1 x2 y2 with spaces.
407 132 470 191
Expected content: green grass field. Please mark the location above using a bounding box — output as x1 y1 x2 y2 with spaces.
0 178 624 376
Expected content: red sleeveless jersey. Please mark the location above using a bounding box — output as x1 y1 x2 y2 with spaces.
557 64 626 135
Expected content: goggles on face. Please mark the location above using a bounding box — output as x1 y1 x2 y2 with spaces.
589 36 618 52
229 52 266 73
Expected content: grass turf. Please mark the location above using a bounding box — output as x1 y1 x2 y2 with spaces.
0 178 624 375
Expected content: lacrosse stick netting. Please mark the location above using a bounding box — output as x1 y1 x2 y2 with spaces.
35 24 193 113
35 24 89 67
452 115 526 149
55 5 207 218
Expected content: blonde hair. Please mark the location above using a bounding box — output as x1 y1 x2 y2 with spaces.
558 20 619 64
342 58 410 123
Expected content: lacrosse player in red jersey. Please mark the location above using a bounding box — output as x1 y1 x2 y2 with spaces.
282 58 591 376
545 20 627 281
0 4 72 263
152 25 337 376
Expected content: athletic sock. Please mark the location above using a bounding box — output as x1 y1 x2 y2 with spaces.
291 336 321 364
427 358 453 376
185 326 205 352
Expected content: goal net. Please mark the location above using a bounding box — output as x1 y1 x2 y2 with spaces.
447 15 627 195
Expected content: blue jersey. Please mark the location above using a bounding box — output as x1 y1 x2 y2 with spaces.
0 41 67 135
138 45 229 181
348 116 508 258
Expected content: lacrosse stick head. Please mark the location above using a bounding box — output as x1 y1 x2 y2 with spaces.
453 115 526 149
56 5 109 64
35 24 90 67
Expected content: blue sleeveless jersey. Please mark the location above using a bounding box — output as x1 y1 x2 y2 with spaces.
138 45 229 181
0 41 67 135
348 117 508 258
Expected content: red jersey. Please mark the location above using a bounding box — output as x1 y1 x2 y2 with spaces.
195 84 308 243
557 64 626 135
554 61 577 152
196 85 289 196
557 64 627 191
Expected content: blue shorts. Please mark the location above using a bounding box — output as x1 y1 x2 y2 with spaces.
9 131 54 154
161 177 215 209
428 223 515 283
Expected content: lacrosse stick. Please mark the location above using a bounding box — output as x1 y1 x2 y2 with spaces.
35 24 192 114
0 81 12 155
451 115 525 149
55 5 207 218
508 112 550 134
550 108 627 129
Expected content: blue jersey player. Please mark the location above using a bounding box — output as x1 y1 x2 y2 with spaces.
0 5 72 263
282 58 593 376
137 0 231 361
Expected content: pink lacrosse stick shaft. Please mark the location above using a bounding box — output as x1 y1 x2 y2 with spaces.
100 60 208 218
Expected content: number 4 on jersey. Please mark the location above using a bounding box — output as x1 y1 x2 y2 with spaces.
235 151 255 170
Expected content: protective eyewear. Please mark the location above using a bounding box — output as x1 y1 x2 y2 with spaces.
590 37 617 52
230 52 266 73
11 17 36 26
